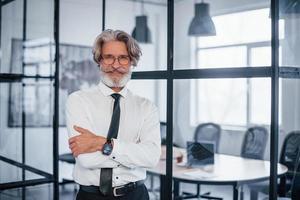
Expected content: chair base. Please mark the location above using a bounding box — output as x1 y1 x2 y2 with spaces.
179 191 222 200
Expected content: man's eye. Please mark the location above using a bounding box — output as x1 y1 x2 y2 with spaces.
119 56 129 59
104 55 114 59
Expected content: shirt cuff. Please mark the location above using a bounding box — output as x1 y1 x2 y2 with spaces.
110 138 121 161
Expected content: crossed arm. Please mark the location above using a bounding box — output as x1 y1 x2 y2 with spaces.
68 125 107 157
66 93 161 170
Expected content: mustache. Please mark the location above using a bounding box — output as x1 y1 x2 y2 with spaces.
100 66 129 74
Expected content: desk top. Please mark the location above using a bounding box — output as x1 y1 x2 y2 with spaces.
148 153 288 185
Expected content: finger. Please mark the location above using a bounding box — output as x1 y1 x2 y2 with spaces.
69 144 75 151
74 125 88 133
70 146 78 153
69 137 78 145
69 143 76 149
73 125 84 134
70 147 76 154
75 126 92 135
70 146 75 153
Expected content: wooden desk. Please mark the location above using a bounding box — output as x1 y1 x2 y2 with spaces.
147 153 288 200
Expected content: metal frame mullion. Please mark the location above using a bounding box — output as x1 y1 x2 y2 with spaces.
132 71 168 79
165 1 174 200
21 0 27 198
0 178 54 190
53 0 60 199
270 0 280 199
102 0 105 31
173 67 271 79
0 155 53 179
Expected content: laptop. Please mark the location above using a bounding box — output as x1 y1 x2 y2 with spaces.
186 141 215 167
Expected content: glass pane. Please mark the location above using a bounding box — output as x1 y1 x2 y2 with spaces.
279 78 300 199
280 78 300 138
0 82 22 162
174 1 285 69
106 0 167 71
1 0 23 73
251 46 282 67
0 161 44 184
127 79 166 122
59 0 102 129
0 0 56 193
1 81 53 189
278 3 300 198
250 78 282 125
191 79 247 126
251 46 271 67
197 46 246 68
279 0 300 68
173 79 272 199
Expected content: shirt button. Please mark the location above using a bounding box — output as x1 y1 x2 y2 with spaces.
112 156 115 159
116 177 119 179
117 164 120 167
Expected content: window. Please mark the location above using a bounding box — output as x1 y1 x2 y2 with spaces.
191 8 283 127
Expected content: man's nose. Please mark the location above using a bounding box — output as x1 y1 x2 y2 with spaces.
112 60 121 69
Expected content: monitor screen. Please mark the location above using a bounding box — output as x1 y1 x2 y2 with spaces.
187 141 214 167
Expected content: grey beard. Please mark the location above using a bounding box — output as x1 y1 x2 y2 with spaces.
99 70 132 88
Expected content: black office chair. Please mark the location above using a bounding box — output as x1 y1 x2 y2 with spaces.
277 131 300 199
194 123 221 153
179 123 222 200
239 126 269 200
248 131 300 200
241 126 268 160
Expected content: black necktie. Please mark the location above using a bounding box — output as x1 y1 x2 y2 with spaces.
99 93 121 195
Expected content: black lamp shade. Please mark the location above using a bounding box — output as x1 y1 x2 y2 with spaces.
132 15 152 43
188 3 216 36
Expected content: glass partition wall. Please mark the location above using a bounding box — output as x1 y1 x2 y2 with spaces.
0 0 59 199
1 0 294 199
172 0 284 200
279 2 300 198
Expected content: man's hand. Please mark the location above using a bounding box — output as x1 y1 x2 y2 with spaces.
69 125 106 157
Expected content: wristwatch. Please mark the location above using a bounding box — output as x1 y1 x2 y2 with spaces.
102 139 113 155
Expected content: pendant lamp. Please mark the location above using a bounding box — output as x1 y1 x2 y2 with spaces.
188 1 216 37
131 0 152 43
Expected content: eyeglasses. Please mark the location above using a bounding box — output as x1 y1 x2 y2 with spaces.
100 54 131 65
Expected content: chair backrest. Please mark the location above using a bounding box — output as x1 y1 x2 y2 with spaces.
194 123 221 153
241 126 268 159
279 131 300 199
280 131 300 174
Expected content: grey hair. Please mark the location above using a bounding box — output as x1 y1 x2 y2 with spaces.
92 29 142 67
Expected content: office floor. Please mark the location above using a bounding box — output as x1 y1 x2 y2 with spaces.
0 180 269 200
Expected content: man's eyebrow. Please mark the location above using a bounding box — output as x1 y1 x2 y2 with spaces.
102 54 129 56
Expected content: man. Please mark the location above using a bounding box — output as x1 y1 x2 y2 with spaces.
66 29 161 200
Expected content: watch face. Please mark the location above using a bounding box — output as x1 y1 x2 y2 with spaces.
102 142 113 155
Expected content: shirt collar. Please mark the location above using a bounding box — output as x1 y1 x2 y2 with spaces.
98 81 128 98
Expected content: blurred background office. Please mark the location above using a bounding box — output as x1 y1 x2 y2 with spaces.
1 0 300 199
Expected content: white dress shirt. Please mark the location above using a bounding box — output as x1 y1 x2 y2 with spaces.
65 81 161 187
